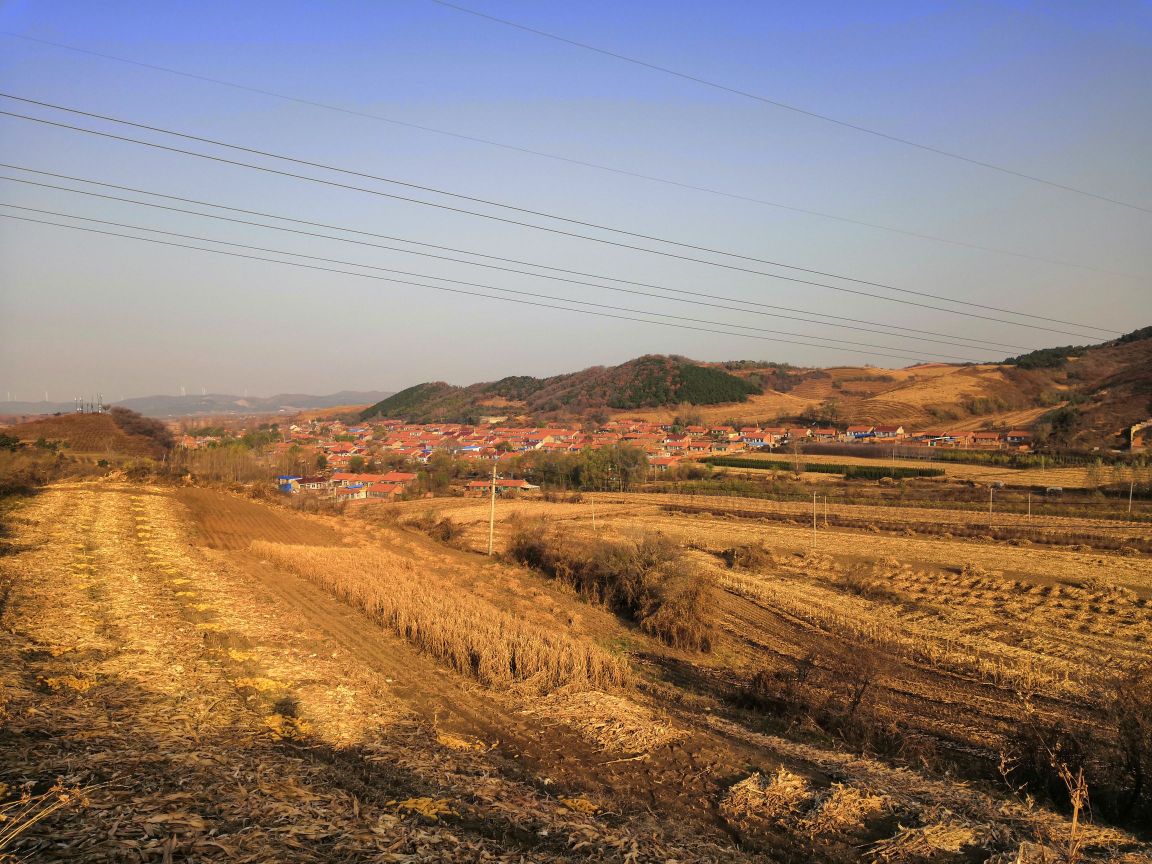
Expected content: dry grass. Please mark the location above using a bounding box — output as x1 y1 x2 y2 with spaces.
869 817 984 862
5 485 744 862
521 689 687 754
0 784 91 860
721 769 813 831
252 541 629 691
801 783 889 836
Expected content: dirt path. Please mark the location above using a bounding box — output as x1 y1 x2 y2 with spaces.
1 484 753 862
170 487 768 847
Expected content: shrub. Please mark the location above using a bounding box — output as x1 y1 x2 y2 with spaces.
1103 663 1152 820
507 523 715 652
109 407 174 451
721 542 773 570
405 510 465 544
638 561 715 651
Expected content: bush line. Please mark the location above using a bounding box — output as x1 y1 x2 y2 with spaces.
703 456 945 479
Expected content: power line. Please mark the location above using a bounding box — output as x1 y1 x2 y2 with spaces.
0 163 1030 352
0 98 1119 340
422 0 1152 216
0 169 1019 355
0 30 1134 279
0 203 983 361
0 210 957 364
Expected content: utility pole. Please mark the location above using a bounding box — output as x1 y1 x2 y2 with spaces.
487 458 498 556
812 491 817 548
1130 479 1136 518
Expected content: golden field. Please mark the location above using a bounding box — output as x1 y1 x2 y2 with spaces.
2 480 1150 862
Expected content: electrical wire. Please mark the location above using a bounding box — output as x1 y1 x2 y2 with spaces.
0 93 1121 338
0 162 1033 352
0 209 961 364
0 30 1134 278
0 202 984 360
0 169 1024 355
422 0 1152 215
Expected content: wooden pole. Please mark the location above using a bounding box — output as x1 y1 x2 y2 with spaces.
1130 480 1135 517
812 491 817 548
487 458 497 556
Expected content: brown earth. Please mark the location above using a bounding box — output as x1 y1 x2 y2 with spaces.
3 482 1150 862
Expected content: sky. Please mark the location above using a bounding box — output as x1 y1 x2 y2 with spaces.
0 0 1150 400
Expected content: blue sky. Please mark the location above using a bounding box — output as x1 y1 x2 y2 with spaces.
1 0 1150 399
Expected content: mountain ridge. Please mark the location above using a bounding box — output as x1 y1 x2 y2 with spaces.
0 390 394 419
361 355 762 424
362 330 1152 448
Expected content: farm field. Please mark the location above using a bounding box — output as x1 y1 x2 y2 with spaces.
399 490 1151 552
718 450 1146 489
2 481 1151 862
397 492 1152 797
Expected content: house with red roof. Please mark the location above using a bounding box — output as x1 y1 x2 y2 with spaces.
972 431 1005 449
380 471 418 484
761 427 787 444
365 482 403 499
1006 430 1033 447
465 478 540 495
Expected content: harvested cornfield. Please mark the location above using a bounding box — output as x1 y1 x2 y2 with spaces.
5 482 1150 863
251 540 629 691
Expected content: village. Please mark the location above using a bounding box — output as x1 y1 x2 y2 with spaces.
172 416 1036 500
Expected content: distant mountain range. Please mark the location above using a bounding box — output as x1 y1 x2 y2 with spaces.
0 391 394 419
361 355 764 424
361 328 1152 449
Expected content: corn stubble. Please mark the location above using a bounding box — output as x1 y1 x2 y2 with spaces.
251 540 628 691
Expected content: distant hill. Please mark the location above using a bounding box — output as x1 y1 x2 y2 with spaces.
3 412 170 458
362 330 1152 449
362 355 761 423
0 391 394 420
115 390 394 417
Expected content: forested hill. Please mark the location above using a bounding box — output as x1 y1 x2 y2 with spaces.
361 327 1152 446
361 356 761 423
